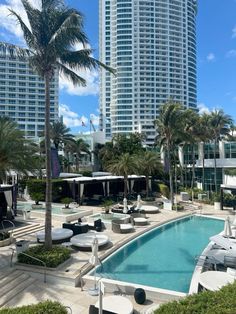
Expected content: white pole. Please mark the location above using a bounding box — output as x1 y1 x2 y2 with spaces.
99 281 104 314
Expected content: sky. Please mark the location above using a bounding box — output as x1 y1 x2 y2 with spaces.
0 0 235 134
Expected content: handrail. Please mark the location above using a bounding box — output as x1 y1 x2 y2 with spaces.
65 306 72 314
79 261 90 291
1 219 15 237
17 252 47 283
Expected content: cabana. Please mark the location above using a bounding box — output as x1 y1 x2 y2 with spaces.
64 175 146 204
0 184 17 221
220 184 236 211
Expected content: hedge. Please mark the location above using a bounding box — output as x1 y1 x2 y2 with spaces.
157 183 170 198
26 179 69 202
0 301 67 314
17 245 71 268
155 281 236 314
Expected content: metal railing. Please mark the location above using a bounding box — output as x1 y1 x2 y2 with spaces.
1 219 15 238
10 249 47 283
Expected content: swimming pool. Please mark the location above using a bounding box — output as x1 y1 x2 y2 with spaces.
95 216 224 293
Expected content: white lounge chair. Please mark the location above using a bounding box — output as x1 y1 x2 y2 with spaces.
210 235 236 250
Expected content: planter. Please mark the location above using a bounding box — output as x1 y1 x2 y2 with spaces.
0 236 15 247
214 202 221 210
61 207 74 214
32 204 44 209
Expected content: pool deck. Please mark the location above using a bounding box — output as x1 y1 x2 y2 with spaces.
0 202 234 313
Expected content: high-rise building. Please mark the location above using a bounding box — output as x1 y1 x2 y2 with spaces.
99 0 197 144
0 49 59 139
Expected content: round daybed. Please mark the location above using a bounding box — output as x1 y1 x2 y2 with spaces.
36 228 73 243
70 232 109 249
133 217 148 226
139 205 160 214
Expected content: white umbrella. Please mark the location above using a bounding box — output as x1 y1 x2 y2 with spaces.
123 198 128 213
89 237 100 295
136 194 141 210
223 216 232 238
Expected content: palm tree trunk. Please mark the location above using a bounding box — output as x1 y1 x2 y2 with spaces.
124 175 128 198
202 142 205 191
214 139 217 192
191 145 196 190
167 143 173 205
145 176 149 197
44 72 52 249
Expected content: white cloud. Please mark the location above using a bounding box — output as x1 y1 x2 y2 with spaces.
59 69 99 96
59 104 88 128
206 53 215 62
226 49 236 58
232 25 236 38
197 103 211 115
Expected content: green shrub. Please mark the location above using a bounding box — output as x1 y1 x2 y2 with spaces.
158 183 170 198
61 197 73 208
0 300 67 314
30 192 44 205
17 245 71 268
80 170 92 177
27 179 69 202
155 281 236 314
223 193 236 207
0 232 10 241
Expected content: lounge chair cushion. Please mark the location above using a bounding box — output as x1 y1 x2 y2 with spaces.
120 223 133 231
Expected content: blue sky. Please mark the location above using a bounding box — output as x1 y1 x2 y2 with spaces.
0 0 235 134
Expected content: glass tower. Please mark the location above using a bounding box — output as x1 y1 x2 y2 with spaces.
99 0 197 144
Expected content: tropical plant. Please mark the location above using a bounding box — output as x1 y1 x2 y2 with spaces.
50 121 75 150
208 110 233 191
31 192 44 205
137 151 162 197
61 197 73 208
154 101 185 204
106 153 137 198
0 117 38 183
101 199 113 214
3 0 114 249
73 138 90 171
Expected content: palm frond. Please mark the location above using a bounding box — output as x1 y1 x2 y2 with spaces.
0 41 31 59
60 49 115 75
56 61 86 86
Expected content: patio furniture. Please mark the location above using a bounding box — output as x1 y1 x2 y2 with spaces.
210 235 236 250
95 295 133 314
88 219 103 232
130 212 148 226
62 222 89 235
199 270 235 291
112 219 134 234
139 205 160 214
70 232 109 249
89 305 115 314
36 228 73 243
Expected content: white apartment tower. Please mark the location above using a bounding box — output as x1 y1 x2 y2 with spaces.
0 49 59 139
99 0 197 144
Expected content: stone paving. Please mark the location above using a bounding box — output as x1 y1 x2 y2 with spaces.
0 202 234 313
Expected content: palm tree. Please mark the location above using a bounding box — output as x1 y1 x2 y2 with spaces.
137 151 162 197
50 121 75 151
73 138 90 172
0 117 37 182
2 0 114 249
106 153 137 198
154 101 185 205
209 110 233 191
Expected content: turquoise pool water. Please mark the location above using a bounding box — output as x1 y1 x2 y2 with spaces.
96 216 224 293
17 202 76 215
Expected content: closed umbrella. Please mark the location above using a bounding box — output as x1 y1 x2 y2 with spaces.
136 195 141 210
223 216 232 238
123 198 128 213
89 237 100 295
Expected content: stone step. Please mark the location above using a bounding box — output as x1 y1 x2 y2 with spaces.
0 272 30 298
0 270 22 286
13 224 44 238
0 268 15 281
0 275 36 307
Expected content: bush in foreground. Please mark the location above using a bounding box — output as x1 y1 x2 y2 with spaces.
155 281 236 314
0 300 67 314
18 245 71 268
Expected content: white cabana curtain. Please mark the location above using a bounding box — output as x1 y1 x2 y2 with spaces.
102 182 106 195
130 180 134 192
4 191 12 208
80 183 84 198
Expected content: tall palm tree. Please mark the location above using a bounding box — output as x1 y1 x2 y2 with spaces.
209 110 233 191
154 101 185 204
137 151 162 197
0 117 37 182
50 121 75 150
2 0 114 249
106 153 137 198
